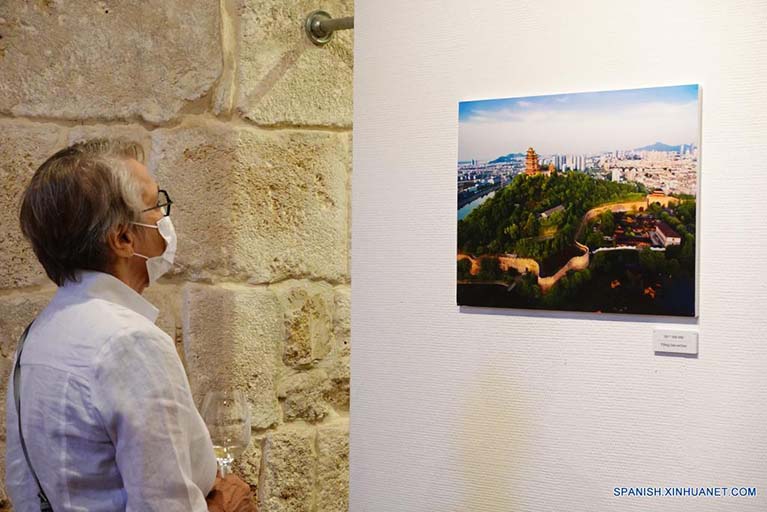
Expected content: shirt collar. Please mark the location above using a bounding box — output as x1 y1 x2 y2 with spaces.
60 270 159 323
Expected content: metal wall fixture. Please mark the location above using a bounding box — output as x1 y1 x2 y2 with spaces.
304 10 354 46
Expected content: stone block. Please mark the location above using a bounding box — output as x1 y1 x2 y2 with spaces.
316 420 349 512
236 0 353 127
0 119 64 289
149 120 350 284
319 354 349 413
182 283 283 430
141 283 183 366
276 368 331 422
258 426 315 512
0 1 222 123
333 285 350 358
317 285 350 411
233 433 264 489
0 356 11 507
0 287 55 359
273 280 334 368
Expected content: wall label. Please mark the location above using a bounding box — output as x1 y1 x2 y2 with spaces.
653 329 698 355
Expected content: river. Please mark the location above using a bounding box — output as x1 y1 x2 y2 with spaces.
457 191 496 220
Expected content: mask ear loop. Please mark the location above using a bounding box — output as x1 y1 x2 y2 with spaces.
131 223 157 260
132 222 159 230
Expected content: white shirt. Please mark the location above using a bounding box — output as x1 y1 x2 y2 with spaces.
5 270 217 511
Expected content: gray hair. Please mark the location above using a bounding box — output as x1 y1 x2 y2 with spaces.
19 138 147 286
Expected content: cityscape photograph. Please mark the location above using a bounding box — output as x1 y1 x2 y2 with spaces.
457 84 700 316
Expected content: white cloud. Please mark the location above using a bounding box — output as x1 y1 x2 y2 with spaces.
458 100 699 160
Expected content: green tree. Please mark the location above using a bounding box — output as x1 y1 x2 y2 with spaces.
478 257 502 281
586 231 603 249
457 259 472 280
599 210 615 235
523 213 538 237
457 171 644 264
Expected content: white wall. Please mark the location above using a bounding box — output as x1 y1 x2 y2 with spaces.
351 1 767 511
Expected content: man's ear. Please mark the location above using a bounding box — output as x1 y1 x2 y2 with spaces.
107 224 137 259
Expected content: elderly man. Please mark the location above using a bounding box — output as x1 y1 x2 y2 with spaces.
6 139 254 511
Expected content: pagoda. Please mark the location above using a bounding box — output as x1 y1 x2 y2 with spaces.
524 147 540 176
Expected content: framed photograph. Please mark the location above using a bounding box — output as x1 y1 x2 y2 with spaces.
457 84 700 317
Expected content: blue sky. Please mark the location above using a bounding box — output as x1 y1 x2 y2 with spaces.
458 84 700 161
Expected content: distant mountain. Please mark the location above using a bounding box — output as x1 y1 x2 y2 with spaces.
489 152 526 164
635 142 681 152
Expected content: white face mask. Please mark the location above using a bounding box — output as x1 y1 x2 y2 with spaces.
131 216 177 285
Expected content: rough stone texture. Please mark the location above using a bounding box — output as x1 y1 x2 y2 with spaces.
236 0 354 127
0 1 222 123
258 427 316 512
273 280 335 368
276 368 332 422
0 288 55 360
321 286 350 410
182 283 283 430
319 354 349 412
332 285 350 358
0 287 55 505
0 119 64 289
212 0 239 116
233 433 264 490
0 356 10 510
316 420 350 512
142 283 184 367
149 120 351 284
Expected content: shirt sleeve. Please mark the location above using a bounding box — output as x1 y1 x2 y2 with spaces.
91 326 217 512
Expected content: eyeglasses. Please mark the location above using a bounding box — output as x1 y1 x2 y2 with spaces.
141 189 173 217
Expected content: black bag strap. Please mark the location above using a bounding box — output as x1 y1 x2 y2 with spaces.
13 321 53 511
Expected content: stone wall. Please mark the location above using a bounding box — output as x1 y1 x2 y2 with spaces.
0 1 351 510
536 242 590 293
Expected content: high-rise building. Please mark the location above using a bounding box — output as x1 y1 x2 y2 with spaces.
575 155 584 171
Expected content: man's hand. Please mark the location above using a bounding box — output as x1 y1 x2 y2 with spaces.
206 472 257 512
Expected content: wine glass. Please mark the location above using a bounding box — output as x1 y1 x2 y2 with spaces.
201 390 251 476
